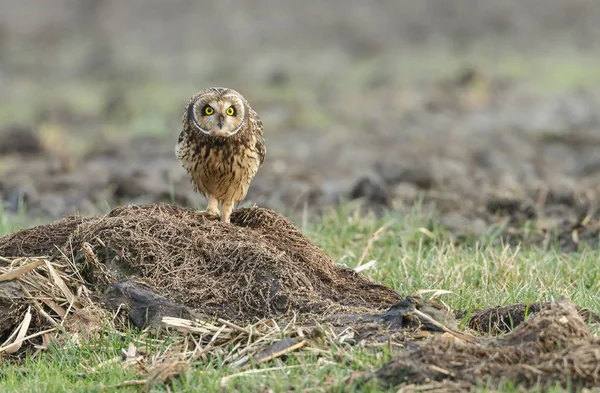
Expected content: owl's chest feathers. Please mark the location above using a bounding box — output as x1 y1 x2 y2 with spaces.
178 133 259 199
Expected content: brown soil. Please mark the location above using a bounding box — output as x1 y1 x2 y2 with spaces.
2 1 600 251
364 299 600 392
458 301 600 335
0 204 401 323
2 106 600 252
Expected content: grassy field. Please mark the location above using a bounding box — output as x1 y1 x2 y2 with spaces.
2 2 600 390
0 204 598 393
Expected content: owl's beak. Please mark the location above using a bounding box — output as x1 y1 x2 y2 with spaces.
218 115 224 129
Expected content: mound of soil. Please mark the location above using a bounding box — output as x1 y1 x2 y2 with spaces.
365 299 600 391
459 300 600 335
0 204 401 323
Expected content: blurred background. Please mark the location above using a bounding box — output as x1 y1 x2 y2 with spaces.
1 0 600 246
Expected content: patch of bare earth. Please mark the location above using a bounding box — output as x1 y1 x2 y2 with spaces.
363 299 600 392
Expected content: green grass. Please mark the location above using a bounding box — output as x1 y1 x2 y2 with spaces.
0 204 40 238
1 204 599 392
308 204 600 313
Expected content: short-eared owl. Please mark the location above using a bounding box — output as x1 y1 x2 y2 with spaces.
176 87 266 223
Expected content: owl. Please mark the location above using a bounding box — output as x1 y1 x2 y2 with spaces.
176 87 266 223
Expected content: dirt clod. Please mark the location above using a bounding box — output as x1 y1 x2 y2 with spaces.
458 301 600 335
365 299 600 391
0 126 43 156
99 281 196 328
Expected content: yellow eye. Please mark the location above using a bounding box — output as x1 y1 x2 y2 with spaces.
204 106 214 115
226 107 235 116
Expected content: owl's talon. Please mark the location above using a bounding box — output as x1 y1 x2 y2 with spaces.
194 210 220 220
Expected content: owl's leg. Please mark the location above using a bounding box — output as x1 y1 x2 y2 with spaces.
220 199 235 223
195 196 220 219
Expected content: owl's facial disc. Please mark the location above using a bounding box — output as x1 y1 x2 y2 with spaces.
191 98 244 138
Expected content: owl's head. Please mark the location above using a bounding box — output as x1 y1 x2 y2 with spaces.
185 87 247 138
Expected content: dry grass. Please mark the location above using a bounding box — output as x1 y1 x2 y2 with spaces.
0 253 393 391
0 256 106 355
0 204 401 324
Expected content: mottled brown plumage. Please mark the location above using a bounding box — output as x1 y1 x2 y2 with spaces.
176 87 265 223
